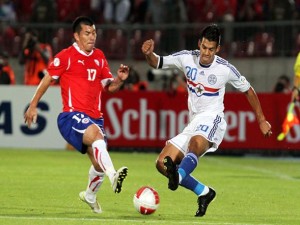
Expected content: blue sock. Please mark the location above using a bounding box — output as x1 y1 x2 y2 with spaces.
178 152 198 181
180 174 205 195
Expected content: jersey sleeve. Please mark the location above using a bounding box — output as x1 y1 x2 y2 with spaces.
227 63 250 92
158 51 186 71
100 56 114 88
47 50 68 79
294 52 300 77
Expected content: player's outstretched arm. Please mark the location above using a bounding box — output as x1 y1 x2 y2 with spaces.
24 72 53 128
106 64 129 93
291 75 300 102
141 39 159 68
244 86 272 137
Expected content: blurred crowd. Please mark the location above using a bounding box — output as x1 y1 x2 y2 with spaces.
1 0 299 91
1 0 300 25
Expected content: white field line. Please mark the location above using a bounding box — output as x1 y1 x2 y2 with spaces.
208 157 299 181
0 215 273 225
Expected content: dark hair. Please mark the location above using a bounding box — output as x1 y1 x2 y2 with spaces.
274 74 290 92
278 74 290 83
72 16 95 33
200 24 221 46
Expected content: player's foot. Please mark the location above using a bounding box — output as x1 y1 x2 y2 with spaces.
112 166 128 193
163 156 179 191
195 187 216 217
79 191 102 213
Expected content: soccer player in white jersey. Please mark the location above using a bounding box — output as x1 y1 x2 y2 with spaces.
141 24 272 217
24 16 129 213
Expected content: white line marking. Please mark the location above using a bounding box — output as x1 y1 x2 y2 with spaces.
208 157 299 181
0 216 274 225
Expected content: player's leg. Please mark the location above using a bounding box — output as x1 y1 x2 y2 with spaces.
160 135 211 192
180 173 216 217
178 135 210 188
79 150 104 213
179 135 216 216
162 113 225 216
156 142 184 176
83 123 127 193
58 112 127 194
57 112 106 212
179 113 226 216
155 141 184 191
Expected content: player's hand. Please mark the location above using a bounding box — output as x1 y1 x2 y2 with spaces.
259 120 272 137
141 39 154 55
291 87 299 102
117 64 129 81
24 106 37 128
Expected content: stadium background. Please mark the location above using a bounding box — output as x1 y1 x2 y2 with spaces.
0 0 300 154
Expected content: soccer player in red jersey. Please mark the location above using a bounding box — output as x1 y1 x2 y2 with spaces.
24 16 129 213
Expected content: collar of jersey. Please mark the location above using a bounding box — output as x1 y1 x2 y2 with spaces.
73 42 94 56
199 62 211 68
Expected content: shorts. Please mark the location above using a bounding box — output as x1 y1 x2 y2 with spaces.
57 112 106 154
168 113 227 156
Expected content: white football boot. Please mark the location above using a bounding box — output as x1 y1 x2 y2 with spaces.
79 191 102 213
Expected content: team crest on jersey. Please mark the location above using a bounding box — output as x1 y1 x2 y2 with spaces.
53 58 60 66
187 79 220 97
208 74 217 85
82 118 89 124
195 83 205 96
94 59 100 66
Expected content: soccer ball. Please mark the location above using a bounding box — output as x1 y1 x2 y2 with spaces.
133 186 160 215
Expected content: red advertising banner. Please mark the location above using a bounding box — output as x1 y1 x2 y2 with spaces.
102 91 300 151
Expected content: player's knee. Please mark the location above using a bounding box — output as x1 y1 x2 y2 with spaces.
188 135 209 156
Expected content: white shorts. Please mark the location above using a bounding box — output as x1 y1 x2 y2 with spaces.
168 113 227 156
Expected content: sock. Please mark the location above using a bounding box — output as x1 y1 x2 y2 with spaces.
178 152 198 183
180 174 208 196
85 165 105 203
200 186 209 196
92 140 116 184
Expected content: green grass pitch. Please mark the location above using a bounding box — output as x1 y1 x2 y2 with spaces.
0 148 300 225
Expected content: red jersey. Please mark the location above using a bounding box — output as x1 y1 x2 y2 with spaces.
47 43 114 118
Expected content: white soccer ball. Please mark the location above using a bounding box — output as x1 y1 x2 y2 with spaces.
133 186 160 215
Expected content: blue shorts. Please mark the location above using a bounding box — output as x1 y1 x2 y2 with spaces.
57 112 106 154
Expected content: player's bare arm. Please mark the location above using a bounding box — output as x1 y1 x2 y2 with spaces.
292 75 300 102
107 64 129 93
244 87 272 137
141 39 158 68
24 72 53 127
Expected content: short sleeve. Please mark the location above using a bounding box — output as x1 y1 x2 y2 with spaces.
47 50 68 80
227 63 250 92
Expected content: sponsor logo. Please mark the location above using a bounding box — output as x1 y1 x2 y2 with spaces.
78 60 85 65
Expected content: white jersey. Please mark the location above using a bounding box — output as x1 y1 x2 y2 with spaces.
158 50 250 120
